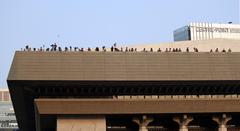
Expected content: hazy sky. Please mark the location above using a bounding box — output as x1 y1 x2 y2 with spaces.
0 0 239 88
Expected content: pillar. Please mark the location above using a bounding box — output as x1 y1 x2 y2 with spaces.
212 114 231 131
57 115 106 131
133 115 153 131
173 114 193 131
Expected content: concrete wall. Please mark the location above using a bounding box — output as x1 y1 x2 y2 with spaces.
57 116 106 131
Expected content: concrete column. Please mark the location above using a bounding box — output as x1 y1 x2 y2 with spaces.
212 114 231 131
57 115 106 131
173 114 193 131
133 115 153 131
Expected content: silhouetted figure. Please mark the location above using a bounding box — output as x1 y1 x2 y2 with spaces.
95 47 99 51
111 46 114 52
215 48 219 52
222 48 226 52
54 43 57 51
115 48 120 52
46 48 50 51
169 48 172 52
150 48 153 52
58 47 62 51
143 48 146 52
25 45 29 51
165 48 168 52
210 49 213 52
125 47 128 52
186 47 189 52
195 48 198 52
130 48 134 52
120 47 123 52
88 48 91 51
157 48 161 52
134 48 137 51
74 47 78 51
40 47 43 51
179 48 181 52
228 48 232 52
70 46 72 51
102 46 106 52
64 47 68 51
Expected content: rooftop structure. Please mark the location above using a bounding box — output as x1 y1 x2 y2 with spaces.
7 39 240 131
174 22 240 41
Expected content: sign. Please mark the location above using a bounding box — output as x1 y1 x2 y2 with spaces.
194 26 240 33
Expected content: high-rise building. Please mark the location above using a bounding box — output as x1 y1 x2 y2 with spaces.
174 22 240 41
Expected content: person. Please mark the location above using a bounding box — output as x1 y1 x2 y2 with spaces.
25 45 29 51
113 43 117 48
134 48 137 52
150 48 153 52
54 43 57 51
40 47 43 51
195 48 198 52
228 48 232 52
87 47 91 51
74 47 78 51
50 44 54 51
186 47 189 52
125 47 128 52
210 49 213 52
157 48 161 52
120 47 123 52
95 47 99 51
178 48 181 52
130 48 134 52
143 48 146 52
70 46 72 51
111 46 114 52
165 48 168 52
58 47 62 51
215 48 219 52
102 46 106 52
222 48 226 52
64 47 68 51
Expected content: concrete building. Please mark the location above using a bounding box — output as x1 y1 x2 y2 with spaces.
0 89 18 131
174 22 240 41
7 39 240 131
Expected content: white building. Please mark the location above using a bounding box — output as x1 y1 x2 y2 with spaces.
174 22 240 41
0 88 18 131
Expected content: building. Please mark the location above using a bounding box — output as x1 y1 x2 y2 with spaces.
0 89 18 131
174 22 240 41
7 39 240 131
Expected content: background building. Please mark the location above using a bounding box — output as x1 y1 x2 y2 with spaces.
0 89 18 131
174 22 240 41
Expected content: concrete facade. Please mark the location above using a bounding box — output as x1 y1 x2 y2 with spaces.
57 116 106 131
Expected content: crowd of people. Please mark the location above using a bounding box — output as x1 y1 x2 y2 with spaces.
21 43 232 53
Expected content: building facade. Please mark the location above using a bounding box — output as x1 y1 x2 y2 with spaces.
7 39 240 131
174 22 240 41
0 89 18 131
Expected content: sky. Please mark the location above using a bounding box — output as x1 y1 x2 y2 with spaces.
0 0 239 88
